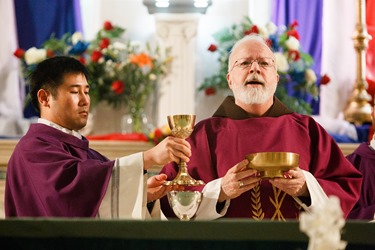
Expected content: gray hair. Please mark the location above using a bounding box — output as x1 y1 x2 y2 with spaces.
228 34 273 72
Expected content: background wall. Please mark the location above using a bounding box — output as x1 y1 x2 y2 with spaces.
80 0 272 124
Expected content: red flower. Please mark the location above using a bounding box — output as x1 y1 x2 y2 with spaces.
154 128 162 138
111 80 125 94
286 30 300 40
288 50 300 61
320 74 331 85
91 50 102 62
244 25 259 35
207 44 217 52
205 87 216 96
103 21 114 31
78 56 86 65
13 48 25 58
46 49 55 58
290 20 298 29
266 38 273 48
100 38 110 49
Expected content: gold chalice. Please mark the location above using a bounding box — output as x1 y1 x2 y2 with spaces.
164 114 205 186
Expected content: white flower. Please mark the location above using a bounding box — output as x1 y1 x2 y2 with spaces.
285 36 300 51
305 68 317 85
274 52 289 73
149 73 157 81
300 196 347 250
266 22 278 35
258 25 269 38
113 41 126 50
71 32 83 45
24 47 47 65
130 40 142 51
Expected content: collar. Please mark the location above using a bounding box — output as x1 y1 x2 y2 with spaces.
38 118 83 139
212 95 293 119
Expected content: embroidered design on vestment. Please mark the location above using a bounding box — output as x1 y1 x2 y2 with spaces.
251 185 264 220
270 186 287 221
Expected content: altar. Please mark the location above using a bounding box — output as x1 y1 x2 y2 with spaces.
0 218 374 249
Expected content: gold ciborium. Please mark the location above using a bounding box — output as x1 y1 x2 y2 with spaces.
167 191 202 221
164 114 205 186
246 152 300 178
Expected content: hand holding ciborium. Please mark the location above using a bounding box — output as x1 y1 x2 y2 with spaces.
164 114 205 186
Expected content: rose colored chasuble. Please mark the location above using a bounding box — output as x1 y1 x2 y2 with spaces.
5 124 114 217
160 96 362 220
346 143 375 220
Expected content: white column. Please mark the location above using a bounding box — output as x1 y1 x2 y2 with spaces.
154 14 200 126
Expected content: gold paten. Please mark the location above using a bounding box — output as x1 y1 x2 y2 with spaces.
164 114 205 186
246 152 300 178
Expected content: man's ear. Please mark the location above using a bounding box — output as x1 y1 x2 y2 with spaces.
227 72 233 90
37 89 50 108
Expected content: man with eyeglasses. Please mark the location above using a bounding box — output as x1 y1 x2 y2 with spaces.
160 34 362 220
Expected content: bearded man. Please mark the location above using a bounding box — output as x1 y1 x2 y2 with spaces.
160 34 362 220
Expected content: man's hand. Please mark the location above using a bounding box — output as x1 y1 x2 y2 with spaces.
147 173 183 202
219 159 261 202
143 136 191 170
269 167 309 197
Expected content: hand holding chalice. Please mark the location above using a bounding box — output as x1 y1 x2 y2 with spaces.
164 114 204 186
164 114 205 221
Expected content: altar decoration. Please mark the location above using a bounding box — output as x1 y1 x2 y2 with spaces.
14 21 172 133
198 17 330 115
300 196 347 250
148 124 171 145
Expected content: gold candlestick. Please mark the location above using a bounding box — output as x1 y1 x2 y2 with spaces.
344 0 373 125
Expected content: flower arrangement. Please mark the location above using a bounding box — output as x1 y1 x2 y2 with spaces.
14 21 172 133
148 124 171 145
198 16 330 115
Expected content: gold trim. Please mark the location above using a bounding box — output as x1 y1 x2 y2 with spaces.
270 186 286 221
251 185 264 220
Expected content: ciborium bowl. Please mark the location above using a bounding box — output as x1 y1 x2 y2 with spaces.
167 191 202 221
245 152 300 178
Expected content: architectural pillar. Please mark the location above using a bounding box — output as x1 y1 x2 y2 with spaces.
154 14 200 126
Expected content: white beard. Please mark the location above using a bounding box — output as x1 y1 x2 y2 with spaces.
232 83 276 105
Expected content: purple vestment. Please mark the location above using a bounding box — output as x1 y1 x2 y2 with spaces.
5 124 114 217
160 97 362 220
346 142 375 220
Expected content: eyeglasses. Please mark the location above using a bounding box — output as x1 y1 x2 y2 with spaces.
230 57 275 72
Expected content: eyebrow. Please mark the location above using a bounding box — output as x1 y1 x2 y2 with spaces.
68 84 89 89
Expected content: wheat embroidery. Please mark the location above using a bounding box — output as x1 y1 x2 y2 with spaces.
251 185 264 220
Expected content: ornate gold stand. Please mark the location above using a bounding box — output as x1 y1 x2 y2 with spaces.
344 0 373 125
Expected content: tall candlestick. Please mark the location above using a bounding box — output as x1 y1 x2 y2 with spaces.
344 0 372 125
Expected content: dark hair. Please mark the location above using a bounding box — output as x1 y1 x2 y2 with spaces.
29 56 90 112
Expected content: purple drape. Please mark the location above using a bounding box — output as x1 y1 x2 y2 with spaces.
13 0 82 117
271 0 323 114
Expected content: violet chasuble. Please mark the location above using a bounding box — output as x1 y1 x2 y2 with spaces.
5 123 150 218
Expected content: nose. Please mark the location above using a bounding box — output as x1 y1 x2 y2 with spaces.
248 61 261 74
79 92 90 106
